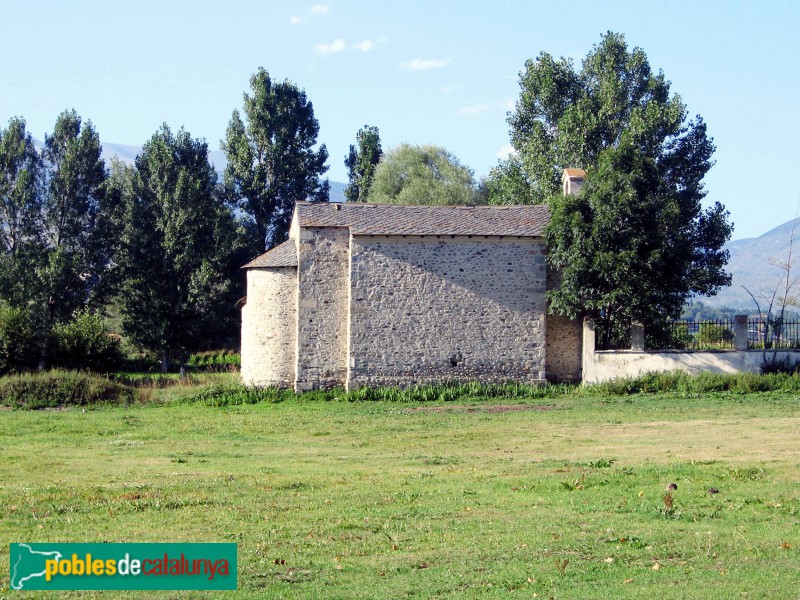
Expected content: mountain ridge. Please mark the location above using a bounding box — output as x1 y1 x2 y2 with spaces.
703 217 800 310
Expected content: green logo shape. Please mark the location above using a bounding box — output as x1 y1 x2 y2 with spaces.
10 543 237 590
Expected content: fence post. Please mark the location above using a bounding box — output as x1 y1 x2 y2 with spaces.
631 322 645 351
583 317 596 352
734 315 748 350
582 317 595 384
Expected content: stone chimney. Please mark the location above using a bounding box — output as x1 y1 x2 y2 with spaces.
562 168 586 196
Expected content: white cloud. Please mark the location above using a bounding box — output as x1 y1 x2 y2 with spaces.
316 39 346 54
457 104 490 116
354 39 376 52
497 144 516 159
400 57 452 71
292 4 329 24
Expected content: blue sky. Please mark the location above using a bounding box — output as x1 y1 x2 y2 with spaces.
2 0 798 239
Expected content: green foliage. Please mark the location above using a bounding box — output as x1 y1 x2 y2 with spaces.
367 144 481 205
696 322 735 345
41 110 114 318
495 32 732 333
2 306 122 374
0 112 120 368
499 32 686 204
186 350 241 372
584 370 800 396
663 322 693 350
0 302 40 374
547 136 732 331
0 117 43 309
181 380 572 406
182 383 295 406
484 155 537 205
344 125 382 202
49 311 122 372
681 301 772 322
116 125 236 370
222 68 329 252
0 370 137 409
760 356 800 375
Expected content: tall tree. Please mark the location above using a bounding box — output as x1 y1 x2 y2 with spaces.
493 31 690 205
41 110 113 319
222 68 329 253
0 117 42 307
483 156 537 206
344 125 382 202
0 113 123 368
367 143 481 205
117 125 235 370
499 32 733 339
547 137 732 343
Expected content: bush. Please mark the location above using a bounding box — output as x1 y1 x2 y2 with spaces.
0 370 138 409
697 323 734 347
761 356 800 375
50 312 123 372
0 303 41 375
584 370 800 396
186 350 240 372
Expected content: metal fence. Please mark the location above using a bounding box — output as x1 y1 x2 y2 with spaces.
594 318 800 351
747 318 800 349
659 319 736 350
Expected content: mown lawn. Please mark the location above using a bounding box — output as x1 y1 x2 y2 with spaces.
1 390 800 598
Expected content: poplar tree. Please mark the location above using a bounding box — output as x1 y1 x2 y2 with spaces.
492 32 732 341
117 125 235 370
344 125 382 203
222 68 329 253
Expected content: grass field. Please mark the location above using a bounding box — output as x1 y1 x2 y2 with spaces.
2 388 800 598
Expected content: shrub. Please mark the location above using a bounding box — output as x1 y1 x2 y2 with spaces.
761 356 800 375
0 303 41 375
697 323 734 347
0 370 138 409
584 370 800 396
186 350 240 372
50 312 123 372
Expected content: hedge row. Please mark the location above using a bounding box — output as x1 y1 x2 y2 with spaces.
0 371 137 409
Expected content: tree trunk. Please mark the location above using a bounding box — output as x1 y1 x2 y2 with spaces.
161 350 170 373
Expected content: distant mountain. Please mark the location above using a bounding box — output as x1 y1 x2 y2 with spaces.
699 218 800 310
99 142 141 165
328 181 346 203
99 141 346 203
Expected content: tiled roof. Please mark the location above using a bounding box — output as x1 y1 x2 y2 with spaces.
295 202 550 237
563 168 586 178
242 240 297 269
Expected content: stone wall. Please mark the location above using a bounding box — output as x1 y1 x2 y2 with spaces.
295 227 350 390
240 267 297 387
544 267 582 382
545 314 582 382
347 235 547 389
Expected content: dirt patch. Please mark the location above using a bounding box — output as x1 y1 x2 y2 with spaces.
407 404 557 414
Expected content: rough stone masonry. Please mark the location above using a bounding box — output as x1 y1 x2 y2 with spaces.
241 184 584 392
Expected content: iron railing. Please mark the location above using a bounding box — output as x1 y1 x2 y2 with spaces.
747 318 800 349
595 318 800 351
658 320 736 350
